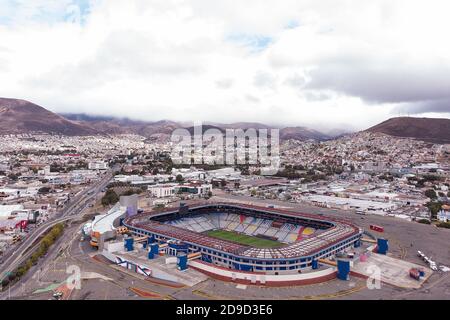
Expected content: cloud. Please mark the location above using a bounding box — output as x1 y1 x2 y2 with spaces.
215 78 234 89
0 0 78 25
253 71 277 89
393 99 450 115
0 0 449 130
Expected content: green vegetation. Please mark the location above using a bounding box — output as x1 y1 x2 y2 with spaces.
425 189 437 199
122 188 143 196
422 174 443 182
205 229 283 248
408 174 443 188
107 181 131 188
379 174 394 182
436 222 450 229
7 173 19 181
1 223 65 290
101 189 119 206
426 201 443 220
38 186 51 194
417 219 431 225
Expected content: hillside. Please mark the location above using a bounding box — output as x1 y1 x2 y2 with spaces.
366 117 450 144
6 98 333 141
280 127 331 141
0 98 99 136
62 113 182 139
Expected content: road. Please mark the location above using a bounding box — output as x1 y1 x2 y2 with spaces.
0 169 114 285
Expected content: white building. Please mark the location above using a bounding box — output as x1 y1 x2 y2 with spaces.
438 205 450 222
114 175 143 183
176 183 213 196
88 161 109 170
0 204 25 220
148 184 177 198
304 194 397 214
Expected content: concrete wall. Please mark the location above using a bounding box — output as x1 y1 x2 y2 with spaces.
104 241 124 253
189 260 337 286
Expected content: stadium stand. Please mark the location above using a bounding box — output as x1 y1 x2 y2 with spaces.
164 211 318 245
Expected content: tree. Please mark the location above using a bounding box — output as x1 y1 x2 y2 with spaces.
176 174 184 183
1 278 9 288
8 173 19 181
101 189 119 206
426 201 442 219
38 187 51 194
8 272 16 282
425 189 437 199
437 221 450 229
122 189 142 196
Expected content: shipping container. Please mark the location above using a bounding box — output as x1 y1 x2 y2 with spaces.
370 224 384 232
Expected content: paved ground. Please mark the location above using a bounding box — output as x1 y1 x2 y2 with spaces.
213 193 450 267
352 252 432 289
6 192 450 300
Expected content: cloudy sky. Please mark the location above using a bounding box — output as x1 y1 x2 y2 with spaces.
0 0 449 132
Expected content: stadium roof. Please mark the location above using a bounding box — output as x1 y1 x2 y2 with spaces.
126 202 361 260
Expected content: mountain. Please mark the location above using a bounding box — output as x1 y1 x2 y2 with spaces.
64 115 332 141
184 125 225 135
182 123 331 141
280 127 331 141
0 98 99 136
0 97 340 141
62 113 182 139
205 121 274 130
366 117 450 144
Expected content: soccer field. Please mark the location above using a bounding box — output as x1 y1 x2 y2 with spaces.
205 229 283 248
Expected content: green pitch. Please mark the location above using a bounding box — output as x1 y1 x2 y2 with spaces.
205 229 283 248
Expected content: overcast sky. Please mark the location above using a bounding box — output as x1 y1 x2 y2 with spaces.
0 0 449 132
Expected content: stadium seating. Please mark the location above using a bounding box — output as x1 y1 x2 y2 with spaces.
302 227 315 236
164 212 317 244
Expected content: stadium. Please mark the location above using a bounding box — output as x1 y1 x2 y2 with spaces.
123 203 364 283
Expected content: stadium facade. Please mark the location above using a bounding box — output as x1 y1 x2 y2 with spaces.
123 203 363 274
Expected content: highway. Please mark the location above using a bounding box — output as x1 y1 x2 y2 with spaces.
0 169 114 286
